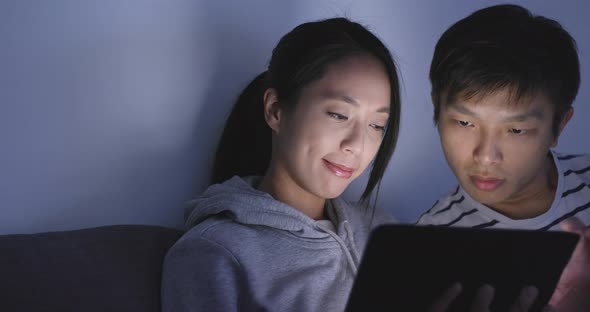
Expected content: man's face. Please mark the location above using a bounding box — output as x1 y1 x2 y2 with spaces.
437 89 560 212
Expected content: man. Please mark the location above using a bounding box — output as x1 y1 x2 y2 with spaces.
418 4 588 230
417 5 590 310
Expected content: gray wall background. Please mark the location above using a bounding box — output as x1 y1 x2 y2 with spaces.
1 0 588 234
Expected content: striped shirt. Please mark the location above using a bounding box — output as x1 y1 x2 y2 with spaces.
417 151 590 230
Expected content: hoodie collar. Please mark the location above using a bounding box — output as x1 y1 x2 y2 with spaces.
186 176 361 274
185 176 341 238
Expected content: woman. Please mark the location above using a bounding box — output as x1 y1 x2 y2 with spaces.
162 17 399 312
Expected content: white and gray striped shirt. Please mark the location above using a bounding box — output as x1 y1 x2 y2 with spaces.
417 151 590 230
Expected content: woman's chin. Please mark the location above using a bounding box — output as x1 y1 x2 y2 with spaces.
316 184 349 199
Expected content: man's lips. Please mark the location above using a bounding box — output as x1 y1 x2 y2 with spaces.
469 175 504 191
323 159 355 179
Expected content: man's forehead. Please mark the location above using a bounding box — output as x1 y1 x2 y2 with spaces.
450 88 552 111
447 89 551 121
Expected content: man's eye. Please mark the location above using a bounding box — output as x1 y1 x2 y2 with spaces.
509 128 527 135
327 112 348 120
457 120 473 127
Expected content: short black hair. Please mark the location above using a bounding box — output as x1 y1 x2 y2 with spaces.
430 4 580 135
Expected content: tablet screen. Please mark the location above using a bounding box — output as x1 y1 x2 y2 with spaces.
346 224 579 312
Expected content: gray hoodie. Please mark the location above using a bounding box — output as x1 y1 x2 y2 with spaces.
161 176 395 312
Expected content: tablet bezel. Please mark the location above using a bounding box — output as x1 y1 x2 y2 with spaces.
346 224 579 312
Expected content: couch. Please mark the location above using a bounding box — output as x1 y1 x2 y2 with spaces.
0 224 184 312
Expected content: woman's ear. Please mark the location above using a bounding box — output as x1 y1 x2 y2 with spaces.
263 88 282 134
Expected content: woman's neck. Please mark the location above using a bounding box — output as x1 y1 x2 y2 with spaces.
258 166 326 220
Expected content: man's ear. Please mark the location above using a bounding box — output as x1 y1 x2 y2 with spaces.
263 88 282 134
432 94 442 131
552 107 574 147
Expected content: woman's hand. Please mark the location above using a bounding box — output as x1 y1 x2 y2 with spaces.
548 217 590 312
429 283 538 312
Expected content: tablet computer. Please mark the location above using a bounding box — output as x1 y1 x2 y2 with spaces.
346 224 579 312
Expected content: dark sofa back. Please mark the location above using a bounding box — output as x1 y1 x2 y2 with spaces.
0 225 183 312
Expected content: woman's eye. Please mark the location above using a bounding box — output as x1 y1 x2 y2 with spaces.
327 112 348 120
370 124 386 132
457 120 473 127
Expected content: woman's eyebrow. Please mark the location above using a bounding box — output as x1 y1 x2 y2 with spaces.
321 93 389 113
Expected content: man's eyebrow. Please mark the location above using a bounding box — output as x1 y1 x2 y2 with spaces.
502 109 545 122
322 93 390 113
447 103 477 117
448 103 545 121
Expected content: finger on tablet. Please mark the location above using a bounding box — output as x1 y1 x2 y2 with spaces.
508 285 538 312
428 282 462 312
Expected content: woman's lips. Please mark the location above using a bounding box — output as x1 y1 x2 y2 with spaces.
470 175 504 191
323 160 354 179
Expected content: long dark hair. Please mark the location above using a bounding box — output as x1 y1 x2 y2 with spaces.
211 17 401 203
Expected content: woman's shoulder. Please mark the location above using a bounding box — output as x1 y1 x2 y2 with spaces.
333 197 396 226
176 216 255 251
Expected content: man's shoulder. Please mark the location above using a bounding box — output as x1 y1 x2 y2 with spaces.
555 152 590 161
555 152 590 181
554 152 590 227
417 185 469 225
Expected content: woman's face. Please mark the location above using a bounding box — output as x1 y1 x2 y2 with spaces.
269 54 391 200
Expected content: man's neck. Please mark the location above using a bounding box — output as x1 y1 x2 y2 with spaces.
489 154 558 220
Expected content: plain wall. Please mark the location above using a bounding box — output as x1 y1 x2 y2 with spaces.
1 0 589 234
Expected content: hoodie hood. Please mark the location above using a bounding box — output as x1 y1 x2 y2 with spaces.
185 176 340 239
164 175 397 312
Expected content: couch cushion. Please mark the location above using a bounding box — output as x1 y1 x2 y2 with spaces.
0 224 183 312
